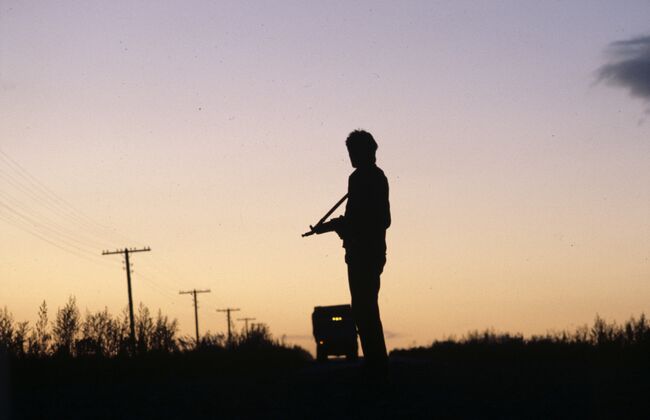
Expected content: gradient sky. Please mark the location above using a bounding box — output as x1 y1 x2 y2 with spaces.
1 1 649 353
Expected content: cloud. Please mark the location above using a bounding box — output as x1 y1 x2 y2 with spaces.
598 35 650 104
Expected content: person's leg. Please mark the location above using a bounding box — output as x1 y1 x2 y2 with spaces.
347 262 372 357
347 261 388 369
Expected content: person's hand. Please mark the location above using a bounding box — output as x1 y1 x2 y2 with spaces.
334 227 345 240
310 223 329 234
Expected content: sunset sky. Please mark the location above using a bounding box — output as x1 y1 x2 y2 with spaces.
1 1 649 353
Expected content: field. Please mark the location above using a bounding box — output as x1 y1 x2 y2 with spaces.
2 303 649 418
5 340 649 419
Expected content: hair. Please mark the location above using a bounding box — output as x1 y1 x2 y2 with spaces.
345 130 378 164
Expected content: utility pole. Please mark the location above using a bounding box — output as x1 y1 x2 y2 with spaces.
237 317 256 336
216 308 240 343
179 289 211 346
102 246 151 354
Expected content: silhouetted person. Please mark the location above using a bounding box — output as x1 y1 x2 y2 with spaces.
311 130 391 377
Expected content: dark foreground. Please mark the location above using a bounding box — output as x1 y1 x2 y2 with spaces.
4 349 650 420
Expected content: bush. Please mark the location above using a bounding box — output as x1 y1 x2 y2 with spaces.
1 298 308 361
52 296 80 356
28 301 51 357
391 313 650 360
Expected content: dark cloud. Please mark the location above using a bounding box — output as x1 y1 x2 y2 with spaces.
598 35 650 104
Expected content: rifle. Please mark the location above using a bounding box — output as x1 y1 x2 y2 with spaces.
302 194 348 237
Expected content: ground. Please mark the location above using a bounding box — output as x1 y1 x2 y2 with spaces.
6 351 649 419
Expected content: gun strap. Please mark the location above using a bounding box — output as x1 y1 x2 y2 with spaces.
315 193 348 227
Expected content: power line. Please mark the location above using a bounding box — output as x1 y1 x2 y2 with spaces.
0 148 217 339
237 317 256 336
0 198 181 307
216 308 240 343
0 167 120 249
0 149 182 287
179 289 211 346
102 247 151 354
0 149 196 289
0 199 108 255
134 270 183 303
0 149 135 245
0 149 148 253
0 207 119 269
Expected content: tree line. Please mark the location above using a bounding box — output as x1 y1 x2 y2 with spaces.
391 313 650 360
0 297 282 358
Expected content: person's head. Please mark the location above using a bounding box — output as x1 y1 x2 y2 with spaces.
346 130 377 168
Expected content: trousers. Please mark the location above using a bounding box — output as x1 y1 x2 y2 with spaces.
346 256 388 368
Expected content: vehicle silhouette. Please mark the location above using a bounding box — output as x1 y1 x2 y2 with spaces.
312 304 359 362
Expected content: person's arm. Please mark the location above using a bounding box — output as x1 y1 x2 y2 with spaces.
379 173 391 230
312 174 353 238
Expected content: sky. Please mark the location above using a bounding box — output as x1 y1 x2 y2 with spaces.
1 1 649 354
